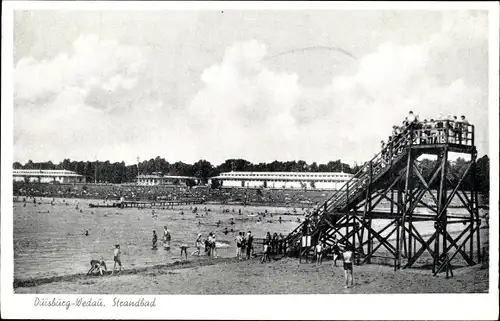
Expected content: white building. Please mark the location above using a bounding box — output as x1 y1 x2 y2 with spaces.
211 171 354 190
13 169 85 184
136 174 198 186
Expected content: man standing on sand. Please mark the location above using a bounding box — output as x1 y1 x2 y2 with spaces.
163 226 171 251
152 230 158 249
342 244 354 288
112 244 122 275
235 232 243 259
246 231 254 259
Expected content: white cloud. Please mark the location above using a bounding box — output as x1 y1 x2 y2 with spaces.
13 11 489 166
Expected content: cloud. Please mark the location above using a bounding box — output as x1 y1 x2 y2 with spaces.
13 11 489 165
183 12 487 164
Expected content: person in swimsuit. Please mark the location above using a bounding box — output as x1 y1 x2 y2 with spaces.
211 233 218 258
152 230 158 249
163 226 171 251
180 243 189 260
191 233 203 256
112 244 122 275
235 232 242 259
315 242 323 266
342 245 354 288
246 231 253 259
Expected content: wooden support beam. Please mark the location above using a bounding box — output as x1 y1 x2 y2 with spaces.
406 231 437 268
435 225 480 274
443 230 475 266
361 225 398 264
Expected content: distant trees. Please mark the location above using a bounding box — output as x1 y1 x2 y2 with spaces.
11 155 490 192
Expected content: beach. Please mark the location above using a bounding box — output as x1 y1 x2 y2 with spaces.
13 196 489 294
15 252 489 294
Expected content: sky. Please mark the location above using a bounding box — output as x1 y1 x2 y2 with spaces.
13 10 489 166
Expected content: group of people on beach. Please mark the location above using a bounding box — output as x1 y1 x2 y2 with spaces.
261 231 287 263
313 235 355 288
234 231 254 260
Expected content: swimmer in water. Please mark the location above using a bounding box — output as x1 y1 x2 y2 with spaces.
85 230 89 236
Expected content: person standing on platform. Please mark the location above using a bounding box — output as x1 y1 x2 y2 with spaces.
459 115 470 145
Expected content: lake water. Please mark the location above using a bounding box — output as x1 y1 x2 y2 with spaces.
13 198 305 279
13 196 476 280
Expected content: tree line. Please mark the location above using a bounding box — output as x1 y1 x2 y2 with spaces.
12 155 490 192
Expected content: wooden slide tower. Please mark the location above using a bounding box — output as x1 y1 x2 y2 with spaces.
286 120 482 276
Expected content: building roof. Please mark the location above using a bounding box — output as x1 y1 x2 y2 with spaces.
137 174 197 180
12 169 83 177
212 171 353 181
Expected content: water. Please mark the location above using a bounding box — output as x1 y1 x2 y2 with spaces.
14 196 476 280
14 198 303 279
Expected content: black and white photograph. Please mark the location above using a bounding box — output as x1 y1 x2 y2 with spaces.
1 1 499 320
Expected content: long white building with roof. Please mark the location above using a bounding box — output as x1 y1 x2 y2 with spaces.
13 169 85 184
211 171 354 190
136 174 198 186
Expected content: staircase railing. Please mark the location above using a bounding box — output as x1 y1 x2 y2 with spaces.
286 124 418 246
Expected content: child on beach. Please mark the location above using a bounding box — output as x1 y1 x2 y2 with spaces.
315 242 323 266
112 244 122 275
261 238 271 263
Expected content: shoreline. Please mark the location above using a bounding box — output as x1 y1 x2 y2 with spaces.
14 256 243 289
14 254 489 294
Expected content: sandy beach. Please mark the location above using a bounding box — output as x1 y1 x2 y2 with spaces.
15 249 489 295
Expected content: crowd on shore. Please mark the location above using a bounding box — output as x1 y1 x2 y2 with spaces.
13 182 328 208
